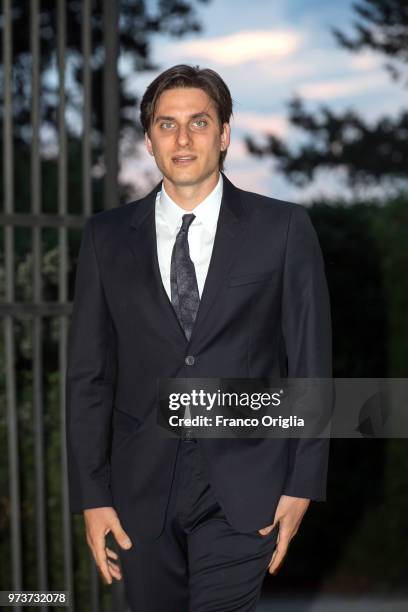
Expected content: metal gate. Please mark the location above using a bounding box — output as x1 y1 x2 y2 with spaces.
1 1 125 609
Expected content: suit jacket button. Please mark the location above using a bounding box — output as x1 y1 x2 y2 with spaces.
185 355 195 366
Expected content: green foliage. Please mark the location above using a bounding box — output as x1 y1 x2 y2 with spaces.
272 195 408 593
369 195 408 375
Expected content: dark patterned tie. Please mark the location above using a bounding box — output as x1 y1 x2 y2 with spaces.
170 213 200 341
170 214 199 441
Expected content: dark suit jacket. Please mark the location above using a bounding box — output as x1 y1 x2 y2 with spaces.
65 172 332 543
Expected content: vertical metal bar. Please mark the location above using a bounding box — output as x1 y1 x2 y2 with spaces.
31 0 48 600
3 1 23 605
103 0 119 210
82 2 100 609
102 5 126 607
57 0 74 608
82 0 92 217
90 549 100 612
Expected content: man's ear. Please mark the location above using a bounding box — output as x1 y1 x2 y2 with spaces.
145 132 154 156
220 122 231 152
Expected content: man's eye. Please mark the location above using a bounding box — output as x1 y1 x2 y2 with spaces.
193 120 207 127
160 122 174 129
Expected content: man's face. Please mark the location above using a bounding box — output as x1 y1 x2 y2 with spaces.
145 87 230 187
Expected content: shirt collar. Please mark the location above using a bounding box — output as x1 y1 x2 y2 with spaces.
157 172 223 233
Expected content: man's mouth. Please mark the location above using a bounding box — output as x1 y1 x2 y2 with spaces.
172 155 197 165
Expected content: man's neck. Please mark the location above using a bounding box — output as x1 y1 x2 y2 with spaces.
162 171 220 211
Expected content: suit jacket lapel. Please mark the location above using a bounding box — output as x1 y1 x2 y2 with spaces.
187 172 248 346
125 181 188 348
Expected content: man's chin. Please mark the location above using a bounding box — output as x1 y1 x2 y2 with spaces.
163 168 217 188
172 178 201 187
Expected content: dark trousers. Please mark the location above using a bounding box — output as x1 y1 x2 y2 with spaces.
118 438 278 611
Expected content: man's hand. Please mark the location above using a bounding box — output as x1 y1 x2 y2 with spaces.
258 495 310 575
84 507 133 585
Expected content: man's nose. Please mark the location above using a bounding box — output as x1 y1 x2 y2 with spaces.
176 125 192 147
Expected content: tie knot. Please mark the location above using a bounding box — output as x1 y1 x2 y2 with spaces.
180 213 195 233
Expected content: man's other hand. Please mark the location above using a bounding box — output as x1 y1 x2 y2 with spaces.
258 495 310 575
84 507 133 584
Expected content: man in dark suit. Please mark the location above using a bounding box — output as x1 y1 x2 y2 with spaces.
66 64 332 611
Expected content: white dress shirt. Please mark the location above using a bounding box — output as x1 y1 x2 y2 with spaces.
155 172 223 300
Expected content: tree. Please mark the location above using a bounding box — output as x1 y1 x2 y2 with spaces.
0 0 210 205
245 0 408 188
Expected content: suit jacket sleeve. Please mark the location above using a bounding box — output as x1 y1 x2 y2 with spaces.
65 217 116 513
281 204 332 501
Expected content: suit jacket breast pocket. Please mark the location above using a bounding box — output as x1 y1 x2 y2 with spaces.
228 271 276 287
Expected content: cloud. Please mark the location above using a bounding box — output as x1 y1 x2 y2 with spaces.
167 29 302 65
297 73 388 100
231 111 289 138
350 52 382 72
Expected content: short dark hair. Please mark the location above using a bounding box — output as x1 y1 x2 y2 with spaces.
140 64 233 171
